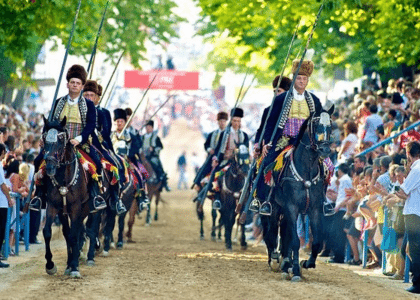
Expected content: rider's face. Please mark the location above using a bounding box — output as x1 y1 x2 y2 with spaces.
83 91 97 103
231 117 241 130
115 119 126 131
217 119 227 130
146 125 153 134
294 75 308 93
67 78 84 96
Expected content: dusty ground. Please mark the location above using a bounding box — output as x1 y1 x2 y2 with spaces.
0 119 417 299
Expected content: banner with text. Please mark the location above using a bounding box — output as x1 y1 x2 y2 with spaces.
124 70 199 90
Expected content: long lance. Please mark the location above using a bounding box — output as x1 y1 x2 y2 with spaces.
47 0 83 122
235 19 301 214
142 93 173 128
99 50 125 106
118 70 161 138
197 69 250 207
240 75 256 102
239 4 324 222
103 76 117 108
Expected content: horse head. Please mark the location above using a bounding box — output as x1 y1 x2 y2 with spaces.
307 105 334 159
233 142 250 175
42 116 69 177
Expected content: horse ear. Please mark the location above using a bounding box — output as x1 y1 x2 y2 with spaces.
43 115 48 125
327 104 335 116
60 116 67 128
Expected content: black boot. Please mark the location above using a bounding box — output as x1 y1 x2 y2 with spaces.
110 185 126 215
162 173 171 192
90 180 107 213
137 190 150 212
259 201 272 216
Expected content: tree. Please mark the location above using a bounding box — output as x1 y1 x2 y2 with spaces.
0 0 183 106
196 0 420 83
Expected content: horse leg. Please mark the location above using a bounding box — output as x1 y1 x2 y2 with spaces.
218 214 223 240
280 207 298 280
103 208 116 255
301 208 324 269
58 213 72 275
86 212 101 265
117 212 127 249
288 209 302 282
261 214 280 271
126 200 136 243
154 193 159 221
43 205 58 275
240 222 247 251
145 192 152 225
211 208 217 241
196 201 205 240
69 216 84 278
224 211 235 251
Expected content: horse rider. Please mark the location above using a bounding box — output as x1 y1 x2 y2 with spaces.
30 64 107 213
141 120 171 192
192 111 228 190
111 108 149 211
82 80 127 215
251 58 334 216
210 107 249 210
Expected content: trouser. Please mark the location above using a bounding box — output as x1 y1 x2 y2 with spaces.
0 207 7 254
194 157 212 186
29 209 41 243
405 214 420 287
255 146 281 200
323 213 335 252
148 156 165 179
331 210 352 261
178 168 188 189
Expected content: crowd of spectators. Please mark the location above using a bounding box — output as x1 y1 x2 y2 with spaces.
319 76 420 293
0 104 44 267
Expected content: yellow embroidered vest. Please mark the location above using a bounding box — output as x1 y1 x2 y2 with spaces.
289 99 310 119
60 102 82 124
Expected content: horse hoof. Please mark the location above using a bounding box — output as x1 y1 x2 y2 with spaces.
64 268 71 276
127 239 136 243
87 260 95 267
291 276 302 282
211 236 216 242
270 260 280 272
70 271 82 279
102 251 109 257
241 245 247 251
281 272 290 280
116 242 123 249
226 247 233 252
200 235 205 241
46 265 57 275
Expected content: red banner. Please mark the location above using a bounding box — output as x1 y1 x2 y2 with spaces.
124 70 199 90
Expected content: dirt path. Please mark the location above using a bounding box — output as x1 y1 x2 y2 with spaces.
0 119 416 299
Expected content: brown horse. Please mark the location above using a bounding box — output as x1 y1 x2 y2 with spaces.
40 117 90 278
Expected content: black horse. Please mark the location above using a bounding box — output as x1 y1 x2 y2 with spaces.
41 117 90 278
218 143 250 250
261 106 334 281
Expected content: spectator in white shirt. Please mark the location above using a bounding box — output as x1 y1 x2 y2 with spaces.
362 104 383 147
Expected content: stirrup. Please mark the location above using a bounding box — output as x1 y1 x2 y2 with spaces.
249 198 261 213
259 201 272 216
94 195 107 211
29 196 41 211
212 199 222 210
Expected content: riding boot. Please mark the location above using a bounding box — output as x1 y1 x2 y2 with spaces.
162 173 171 192
137 189 150 212
110 185 126 215
90 180 107 213
259 200 272 216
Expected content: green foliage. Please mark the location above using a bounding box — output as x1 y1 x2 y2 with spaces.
196 0 420 80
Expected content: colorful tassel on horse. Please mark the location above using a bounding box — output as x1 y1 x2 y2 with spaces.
101 158 119 185
76 149 99 181
273 145 293 172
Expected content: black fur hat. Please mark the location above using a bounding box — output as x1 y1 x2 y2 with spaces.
217 111 228 121
272 76 292 91
114 108 127 121
230 108 244 118
98 84 103 96
146 120 154 127
83 80 99 95
125 108 133 116
66 64 87 85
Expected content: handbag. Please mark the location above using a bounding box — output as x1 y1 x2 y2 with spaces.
380 226 399 254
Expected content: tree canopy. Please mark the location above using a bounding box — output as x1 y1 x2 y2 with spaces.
196 0 420 83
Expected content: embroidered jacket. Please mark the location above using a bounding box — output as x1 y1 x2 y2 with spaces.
51 95 97 145
213 129 249 161
204 129 224 154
